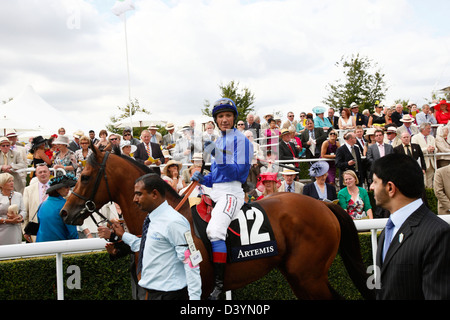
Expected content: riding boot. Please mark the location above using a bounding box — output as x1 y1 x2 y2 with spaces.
208 262 225 300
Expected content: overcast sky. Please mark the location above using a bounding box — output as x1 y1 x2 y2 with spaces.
1 0 450 133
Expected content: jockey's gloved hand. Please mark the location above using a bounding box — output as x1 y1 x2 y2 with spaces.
191 171 204 183
204 140 216 157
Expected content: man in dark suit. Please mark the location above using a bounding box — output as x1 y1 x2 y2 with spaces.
391 103 407 127
244 113 261 142
350 103 366 127
299 119 327 158
327 107 339 129
393 132 426 171
279 129 299 167
134 129 165 175
371 153 450 299
366 129 394 174
335 131 363 188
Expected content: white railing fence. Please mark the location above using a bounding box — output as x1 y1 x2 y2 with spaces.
1 215 449 300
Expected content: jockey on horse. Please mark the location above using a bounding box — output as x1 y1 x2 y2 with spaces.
191 98 254 300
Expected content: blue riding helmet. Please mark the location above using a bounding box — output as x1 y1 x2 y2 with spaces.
212 98 238 124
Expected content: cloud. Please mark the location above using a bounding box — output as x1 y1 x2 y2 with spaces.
1 0 450 133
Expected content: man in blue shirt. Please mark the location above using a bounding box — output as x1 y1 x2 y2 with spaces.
191 98 253 300
112 173 202 300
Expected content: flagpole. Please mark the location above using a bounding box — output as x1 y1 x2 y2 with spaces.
123 12 133 131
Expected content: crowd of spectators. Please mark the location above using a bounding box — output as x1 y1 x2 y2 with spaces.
0 99 449 246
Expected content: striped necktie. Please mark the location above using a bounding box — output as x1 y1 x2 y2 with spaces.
145 143 151 157
137 215 150 274
41 184 48 202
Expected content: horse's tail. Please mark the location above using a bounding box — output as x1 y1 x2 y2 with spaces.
326 202 376 300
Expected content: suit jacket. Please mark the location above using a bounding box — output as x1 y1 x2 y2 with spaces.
366 143 394 168
162 132 179 147
335 143 363 187
328 116 339 129
23 181 44 225
244 122 261 140
415 112 437 125
391 110 407 127
278 181 304 194
68 141 81 152
411 133 436 169
0 150 27 193
302 182 337 201
352 112 367 126
282 120 297 130
395 124 419 142
335 144 362 173
279 141 298 161
393 143 426 170
434 165 450 215
134 142 164 175
300 127 327 158
376 204 450 299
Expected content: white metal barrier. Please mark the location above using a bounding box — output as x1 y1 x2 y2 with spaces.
0 238 107 300
1 216 449 300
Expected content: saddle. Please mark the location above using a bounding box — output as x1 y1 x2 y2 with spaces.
191 194 278 263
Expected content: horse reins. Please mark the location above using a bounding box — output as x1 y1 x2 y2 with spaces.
71 151 115 226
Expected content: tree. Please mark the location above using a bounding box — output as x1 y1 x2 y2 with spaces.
106 98 150 136
202 81 255 122
323 54 388 112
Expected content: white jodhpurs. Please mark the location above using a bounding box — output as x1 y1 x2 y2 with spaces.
207 181 245 242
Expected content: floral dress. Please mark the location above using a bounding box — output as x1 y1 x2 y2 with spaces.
53 150 78 176
347 195 367 219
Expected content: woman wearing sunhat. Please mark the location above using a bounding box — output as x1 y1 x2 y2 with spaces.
162 159 185 193
255 172 280 200
313 106 332 131
36 174 78 242
302 161 337 201
52 135 77 176
434 100 450 124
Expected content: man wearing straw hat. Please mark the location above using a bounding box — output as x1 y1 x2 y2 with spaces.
396 114 419 137
279 128 299 167
278 166 304 194
162 123 179 151
0 137 26 193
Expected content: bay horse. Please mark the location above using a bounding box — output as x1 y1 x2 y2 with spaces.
61 145 374 300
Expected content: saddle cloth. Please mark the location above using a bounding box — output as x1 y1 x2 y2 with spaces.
191 195 278 263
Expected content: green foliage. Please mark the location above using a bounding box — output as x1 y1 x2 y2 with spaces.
106 98 150 136
323 54 388 112
202 80 256 122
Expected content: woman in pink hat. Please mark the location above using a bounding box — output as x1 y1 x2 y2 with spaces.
434 100 450 124
255 172 280 200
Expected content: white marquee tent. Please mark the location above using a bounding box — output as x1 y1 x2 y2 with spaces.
0 85 87 140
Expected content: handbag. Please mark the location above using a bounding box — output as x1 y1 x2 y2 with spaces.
24 221 39 235
24 203 43 236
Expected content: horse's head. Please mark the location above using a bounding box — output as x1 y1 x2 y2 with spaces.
60 145 115 225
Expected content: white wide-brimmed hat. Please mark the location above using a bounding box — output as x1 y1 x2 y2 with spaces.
52 135 70 146
120 140 137 153
399 114 414 123
281 166 298 175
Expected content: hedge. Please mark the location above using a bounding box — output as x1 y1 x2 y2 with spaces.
0 234 373 300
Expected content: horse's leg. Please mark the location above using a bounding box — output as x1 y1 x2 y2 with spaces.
280 247 337 299
278 209 341 300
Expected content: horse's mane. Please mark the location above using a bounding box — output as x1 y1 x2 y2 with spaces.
87 145 183 201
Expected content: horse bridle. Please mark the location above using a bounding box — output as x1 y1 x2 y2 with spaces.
71 151 115 226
